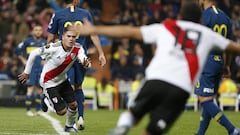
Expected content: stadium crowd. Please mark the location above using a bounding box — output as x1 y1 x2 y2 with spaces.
0 0 240 109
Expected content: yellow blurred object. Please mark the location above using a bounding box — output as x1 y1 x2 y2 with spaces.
218 78 239 112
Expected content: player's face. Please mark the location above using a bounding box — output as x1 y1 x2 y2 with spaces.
62 30 77 49
33 26 43 38
73 0 80 6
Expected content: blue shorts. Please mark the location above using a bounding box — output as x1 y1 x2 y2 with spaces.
67 61 86 85
26 68 42 86
194 55 223 96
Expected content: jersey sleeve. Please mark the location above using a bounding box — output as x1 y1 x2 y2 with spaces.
77 45 87 63
202 11 211 27
15 40 28 56
47 13 58 34
140 24 161 44
86 11 94 24
24 43 54 74
209 29 231 50
23 48 42 74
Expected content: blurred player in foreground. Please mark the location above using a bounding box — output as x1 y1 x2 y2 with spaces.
75 2 240 135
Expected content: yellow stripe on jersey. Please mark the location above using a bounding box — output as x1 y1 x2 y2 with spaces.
70 6 74 12
26 47 38 54
212 6 218 14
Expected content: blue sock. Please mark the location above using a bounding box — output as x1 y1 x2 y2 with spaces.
201 100 235 134
35 94 41 112
75 89 84 119
25 95 32 111
197 108 211 135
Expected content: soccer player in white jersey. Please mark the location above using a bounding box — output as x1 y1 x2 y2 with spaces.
18 24 91 133
75 2 240 135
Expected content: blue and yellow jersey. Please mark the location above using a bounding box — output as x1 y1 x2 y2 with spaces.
15 35 46 71
47 6 94 52
202 6 232 55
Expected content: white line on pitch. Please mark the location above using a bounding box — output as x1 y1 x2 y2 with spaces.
40 112 69 135
0 132 56 135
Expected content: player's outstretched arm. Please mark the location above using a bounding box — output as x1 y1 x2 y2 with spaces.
226 41 240 54
77 19 143 40
90 35 106 67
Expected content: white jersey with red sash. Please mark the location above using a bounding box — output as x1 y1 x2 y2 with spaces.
140 20 230 93
24 41 87 89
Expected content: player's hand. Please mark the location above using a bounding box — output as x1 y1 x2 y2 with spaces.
82 58 91 68
18 73 29 84
99 54 106 67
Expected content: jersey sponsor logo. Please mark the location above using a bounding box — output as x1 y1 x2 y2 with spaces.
213 55 222 61
26 47 39 54
203 88 214 93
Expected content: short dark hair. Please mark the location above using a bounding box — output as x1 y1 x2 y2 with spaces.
180 2 202 23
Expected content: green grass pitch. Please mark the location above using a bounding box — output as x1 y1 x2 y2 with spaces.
0 107 239 135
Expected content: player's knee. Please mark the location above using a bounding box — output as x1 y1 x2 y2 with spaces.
26 86 35 96
198 95 214 103
56 108 67 116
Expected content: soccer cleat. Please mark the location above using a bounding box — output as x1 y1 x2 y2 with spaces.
26 111 34 116
108 126 129 135
76 116 85 130
64 126 79 132
230 128 240 135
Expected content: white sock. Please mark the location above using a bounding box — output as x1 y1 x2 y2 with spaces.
65 107 77 127
117 111 134 128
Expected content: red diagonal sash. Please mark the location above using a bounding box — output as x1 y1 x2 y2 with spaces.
163 20 199 83
43 47 80 83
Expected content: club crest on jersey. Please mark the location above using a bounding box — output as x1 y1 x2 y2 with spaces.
195 80 200 88
70 53 76 59
52 97 58 103
45 44 50 49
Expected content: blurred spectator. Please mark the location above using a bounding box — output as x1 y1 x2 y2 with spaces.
97 78 115 109
82 70 98 90
39 7 54 38
231 5 240 43
218 78 239 94
0 8 12 42
11 14 29 44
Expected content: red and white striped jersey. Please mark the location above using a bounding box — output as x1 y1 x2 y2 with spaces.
24 41 87 89
140 20 230 93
